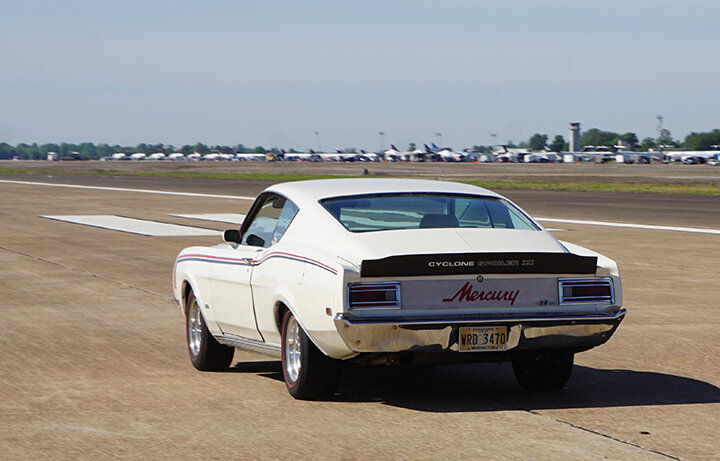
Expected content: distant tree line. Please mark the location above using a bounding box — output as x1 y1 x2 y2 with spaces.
519 128 720 152
0 142 291 160
2 128 719 159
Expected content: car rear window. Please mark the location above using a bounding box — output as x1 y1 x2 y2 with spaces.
320 193 539 232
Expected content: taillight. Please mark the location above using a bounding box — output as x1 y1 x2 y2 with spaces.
348 283 401 309
559 278 614 304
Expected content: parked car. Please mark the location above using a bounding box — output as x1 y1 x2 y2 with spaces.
173 179 626 399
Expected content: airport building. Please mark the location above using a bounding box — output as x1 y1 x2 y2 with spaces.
569 122 581 152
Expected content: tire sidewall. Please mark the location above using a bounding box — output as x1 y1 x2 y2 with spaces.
186 292 204 364
513 352 574 391
184 290 234 371
281 309 303 390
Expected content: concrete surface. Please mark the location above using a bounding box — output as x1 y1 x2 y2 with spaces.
1 171 718 460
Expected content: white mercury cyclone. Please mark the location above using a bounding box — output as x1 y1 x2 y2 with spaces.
173 179 625 399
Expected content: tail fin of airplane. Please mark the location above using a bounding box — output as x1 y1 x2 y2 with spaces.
425 144 432 153
431 143 439 150
390 144 398 151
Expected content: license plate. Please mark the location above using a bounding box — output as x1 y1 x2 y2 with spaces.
458 326 507 352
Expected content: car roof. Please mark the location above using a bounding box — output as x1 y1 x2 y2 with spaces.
266 178 501 205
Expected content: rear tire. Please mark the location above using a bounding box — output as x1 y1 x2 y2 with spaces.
186 291 234 371
281 310 340 400
512 352 574 391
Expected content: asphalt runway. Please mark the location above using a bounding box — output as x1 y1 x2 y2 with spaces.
1 174 719 459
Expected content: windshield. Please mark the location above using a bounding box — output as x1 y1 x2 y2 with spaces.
320 193 539 232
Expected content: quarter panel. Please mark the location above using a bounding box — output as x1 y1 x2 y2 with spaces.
250 244 354 358
174 247 222 336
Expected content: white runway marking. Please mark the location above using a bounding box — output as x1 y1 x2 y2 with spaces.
41 215 222 237
536 218 720 235
6 179 718 235
0 179 254 200
170 213 246 225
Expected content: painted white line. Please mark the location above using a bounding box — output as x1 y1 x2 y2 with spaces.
41 215 221 237
536 218 720 235
170 213 246 225
0 179 254 200
8 179 717 235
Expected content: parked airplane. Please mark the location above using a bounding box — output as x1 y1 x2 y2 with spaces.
425 143 469 162
234 153 267 161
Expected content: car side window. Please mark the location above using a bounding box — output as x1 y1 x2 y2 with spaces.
242 195 299 247
271 199 299 245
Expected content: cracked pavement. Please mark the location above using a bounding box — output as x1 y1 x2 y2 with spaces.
1 168 718 459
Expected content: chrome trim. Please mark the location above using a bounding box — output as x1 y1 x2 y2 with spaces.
187 297 202 358
558 277 615 305
215 334 281 358
337 309 625 326
283 315 302 383
347 282 401 310
333 308 626 353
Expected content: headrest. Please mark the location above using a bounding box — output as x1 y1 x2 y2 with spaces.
419 213 459 228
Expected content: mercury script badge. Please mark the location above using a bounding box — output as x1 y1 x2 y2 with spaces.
476 275 484 283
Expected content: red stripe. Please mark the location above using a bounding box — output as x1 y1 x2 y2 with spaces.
180 253 249 263
178 252 336 273
254 251 337 273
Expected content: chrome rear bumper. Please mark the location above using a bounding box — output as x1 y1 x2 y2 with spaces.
333 309 626 353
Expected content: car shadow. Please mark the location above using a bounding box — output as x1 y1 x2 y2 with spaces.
229 360 284 382
232 360 720 412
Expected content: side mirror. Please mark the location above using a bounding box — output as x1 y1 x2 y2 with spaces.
223 229 242 243
246 233 265 247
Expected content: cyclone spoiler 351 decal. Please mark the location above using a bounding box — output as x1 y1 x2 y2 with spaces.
361 252 597 277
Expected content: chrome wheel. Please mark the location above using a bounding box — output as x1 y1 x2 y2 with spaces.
187 297 203 358
284 315 302 383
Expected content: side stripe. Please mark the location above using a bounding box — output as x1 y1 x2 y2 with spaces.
176 252 338 274
254 251 338 274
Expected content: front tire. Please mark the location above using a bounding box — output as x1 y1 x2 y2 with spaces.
512 352 574 391
281 310 340 400
186 291 234 371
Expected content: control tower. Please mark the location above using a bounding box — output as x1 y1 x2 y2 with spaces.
569 122 581 152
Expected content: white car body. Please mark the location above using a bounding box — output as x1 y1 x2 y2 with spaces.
173 179 625 397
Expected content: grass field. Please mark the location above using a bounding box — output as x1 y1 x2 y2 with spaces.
2 162 720 195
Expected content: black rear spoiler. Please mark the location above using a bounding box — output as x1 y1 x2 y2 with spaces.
360 252 597 277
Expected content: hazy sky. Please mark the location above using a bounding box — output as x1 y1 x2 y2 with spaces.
2 0 718 151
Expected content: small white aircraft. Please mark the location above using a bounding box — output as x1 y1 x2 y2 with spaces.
148 153 166 160
284 151 316 161
202 153 233 161
234 153 267 161
129 153 147 160
424 143 469 162
168 153 186 161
